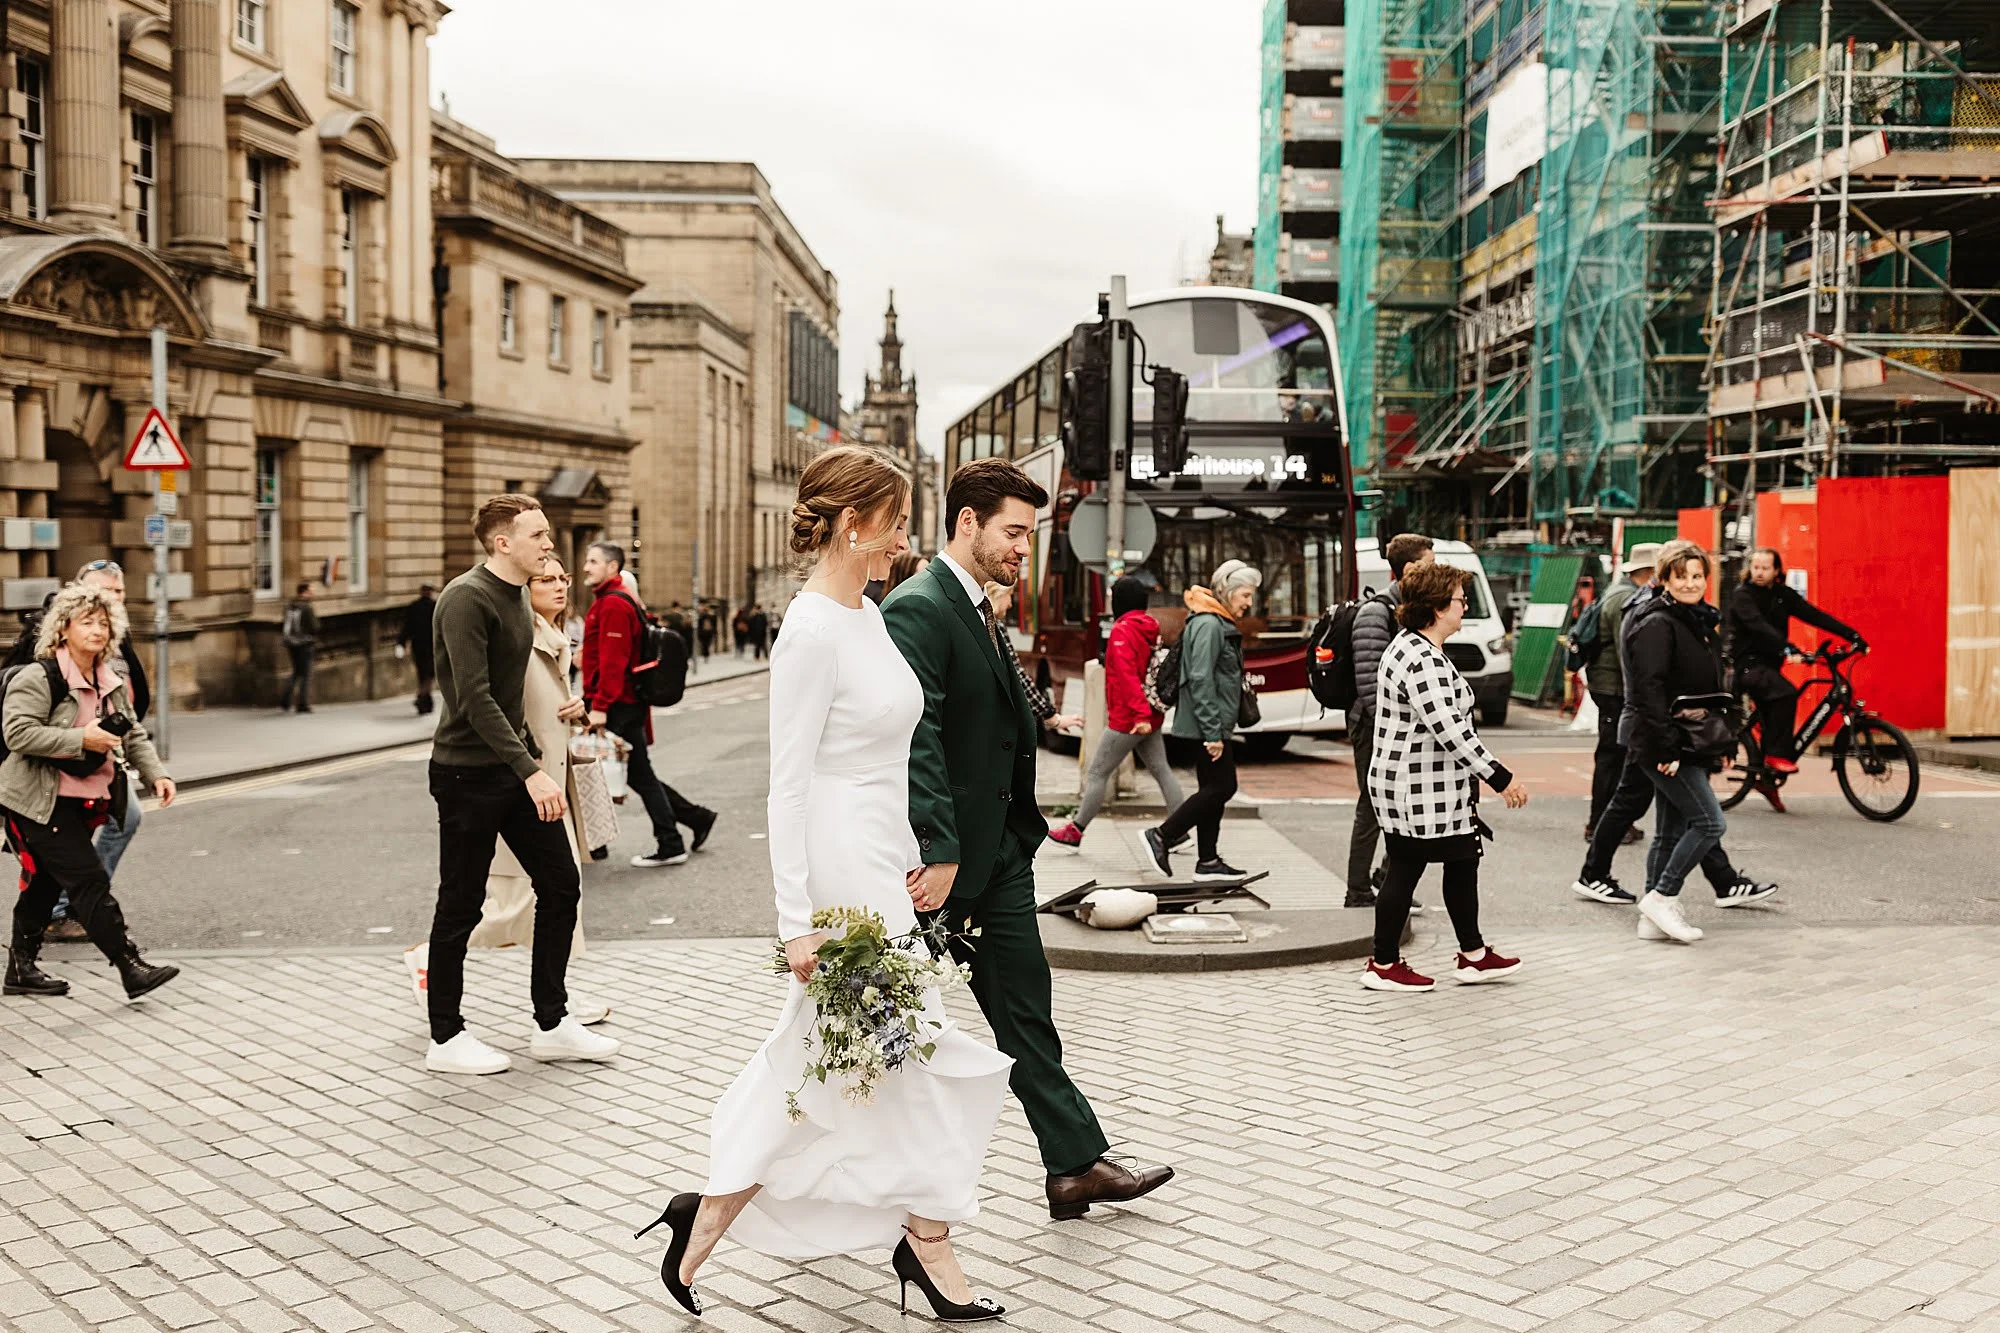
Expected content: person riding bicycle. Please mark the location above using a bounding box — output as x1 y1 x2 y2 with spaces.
1725 548 1865 775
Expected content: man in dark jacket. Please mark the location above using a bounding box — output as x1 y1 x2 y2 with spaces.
1726 548 1863 773
398 584 438 715
279 582 319 713
580 542 715 867
1343 533 1432 909
1579 544 1657 841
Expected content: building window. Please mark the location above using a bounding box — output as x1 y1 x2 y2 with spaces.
131 113 158 246
247 159 270 306
339 189 358 323
347 455 369 594
330 1 358 94
548 294 567 365
255 448 281 597
236 0 266 48
591 309 609 375
500 279 519 350
19 59 45 220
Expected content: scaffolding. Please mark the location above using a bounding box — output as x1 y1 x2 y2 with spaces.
1706 0 2000 502
1338 0 1464 521
1534 0 1722 522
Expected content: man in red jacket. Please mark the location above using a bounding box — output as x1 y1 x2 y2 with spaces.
580 542 716 867
1046 575 1185 848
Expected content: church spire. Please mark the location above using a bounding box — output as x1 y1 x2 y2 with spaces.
878 289 903 387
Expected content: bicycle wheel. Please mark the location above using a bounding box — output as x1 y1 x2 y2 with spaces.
1711 727 1761 811
1833 717 1920 822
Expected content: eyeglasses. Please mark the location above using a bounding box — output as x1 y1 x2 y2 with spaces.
531 574 572 587
1449 595 1468 607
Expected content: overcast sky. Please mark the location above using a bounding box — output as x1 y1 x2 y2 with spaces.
430 1 1260 454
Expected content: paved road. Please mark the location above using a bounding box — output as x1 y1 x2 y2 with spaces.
97 685 2000 953
7 927 2000 1331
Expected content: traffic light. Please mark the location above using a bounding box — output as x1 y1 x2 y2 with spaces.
1060 320 1112 481
1150 367 1190 476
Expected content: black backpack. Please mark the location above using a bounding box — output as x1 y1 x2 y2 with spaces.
0 658 69 766
1142 639 1183 713
602 590 689 708
1565 596 1607 673
1307 593 1392 711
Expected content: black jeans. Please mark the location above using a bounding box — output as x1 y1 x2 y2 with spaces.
1581 749 1738 892
426 763 580 1043
605 702 704 856
1587 690 1625 831
1157 741 1237 862
412 653 435 716
8 798 131 961
282 643 316 710
1738 663 1799 761
1345 717 1381 895
1375 852 1483 966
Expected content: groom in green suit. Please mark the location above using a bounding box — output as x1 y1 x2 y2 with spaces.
883 458 1173 1221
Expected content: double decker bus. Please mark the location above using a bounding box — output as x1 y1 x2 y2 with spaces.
944 287 1356 757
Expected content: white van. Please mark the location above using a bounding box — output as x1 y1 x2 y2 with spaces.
1355 537 1514 726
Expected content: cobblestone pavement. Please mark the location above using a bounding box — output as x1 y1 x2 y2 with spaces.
6 922 2000 1332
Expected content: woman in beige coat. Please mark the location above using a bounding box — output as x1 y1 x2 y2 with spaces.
406 558 610 1022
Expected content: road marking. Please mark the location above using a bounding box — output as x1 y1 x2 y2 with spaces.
366 927 393 934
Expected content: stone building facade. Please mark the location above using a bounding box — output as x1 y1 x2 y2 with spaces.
431 114 639 583
0 3 647 707
514 159 840 613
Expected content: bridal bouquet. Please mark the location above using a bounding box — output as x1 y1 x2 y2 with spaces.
772 907 972 1122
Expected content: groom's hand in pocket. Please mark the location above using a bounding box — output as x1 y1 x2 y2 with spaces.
909 863 958 912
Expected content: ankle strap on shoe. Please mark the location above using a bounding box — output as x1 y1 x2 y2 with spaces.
902 1224 950 1244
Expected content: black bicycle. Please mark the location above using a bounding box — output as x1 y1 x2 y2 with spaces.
1711 643 1920 822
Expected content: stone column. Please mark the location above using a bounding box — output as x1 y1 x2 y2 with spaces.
48 0 122 232
170 0 231 260
16 391 46 462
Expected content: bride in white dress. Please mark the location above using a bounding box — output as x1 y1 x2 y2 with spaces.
639 446 1013 1322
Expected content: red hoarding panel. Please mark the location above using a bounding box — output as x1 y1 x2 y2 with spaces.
1815 476 1947 731
1677 508 1721 603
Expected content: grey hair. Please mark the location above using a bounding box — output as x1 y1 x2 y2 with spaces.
36 584 127 660
1210 560 1263 596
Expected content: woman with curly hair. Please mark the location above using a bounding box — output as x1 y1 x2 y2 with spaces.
1362 560 1529 992
2 582 179 1000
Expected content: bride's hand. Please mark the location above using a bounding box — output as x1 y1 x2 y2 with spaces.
784 932 828 983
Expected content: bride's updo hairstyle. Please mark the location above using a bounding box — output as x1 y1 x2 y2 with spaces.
788 445 909 559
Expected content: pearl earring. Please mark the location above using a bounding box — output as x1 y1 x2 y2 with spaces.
849 530 858 552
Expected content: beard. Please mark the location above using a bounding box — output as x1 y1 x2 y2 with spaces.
969 525 1021 587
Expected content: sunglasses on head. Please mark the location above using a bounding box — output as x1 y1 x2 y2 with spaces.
81 560 122 575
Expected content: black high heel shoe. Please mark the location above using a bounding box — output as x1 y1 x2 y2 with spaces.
893 1227 1004 1323
635 1193 704 1317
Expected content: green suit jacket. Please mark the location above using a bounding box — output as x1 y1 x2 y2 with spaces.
881 559 1046 899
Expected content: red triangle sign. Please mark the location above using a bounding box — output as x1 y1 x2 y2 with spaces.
123 407 191 470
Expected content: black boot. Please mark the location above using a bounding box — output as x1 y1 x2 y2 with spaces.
115 945 179 1000
5 940 69 997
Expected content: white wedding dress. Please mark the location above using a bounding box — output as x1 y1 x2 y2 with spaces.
703 591 1013 1259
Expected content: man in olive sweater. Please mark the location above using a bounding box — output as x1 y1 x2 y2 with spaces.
424 494 617 1076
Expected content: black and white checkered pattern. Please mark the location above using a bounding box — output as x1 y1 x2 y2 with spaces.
1366 630 1500 839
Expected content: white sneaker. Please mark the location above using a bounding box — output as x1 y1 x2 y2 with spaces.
631 849 690 868
570 997 612 1026
426 1030 511 1075
1636 914 1669 942
1638 891 1702 944
403 944 429 1006
529 1016 621 1062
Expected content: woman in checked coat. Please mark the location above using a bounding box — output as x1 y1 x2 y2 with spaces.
1362 560 1530 992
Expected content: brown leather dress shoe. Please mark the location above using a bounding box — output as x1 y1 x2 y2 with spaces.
1045 1157 1175 1220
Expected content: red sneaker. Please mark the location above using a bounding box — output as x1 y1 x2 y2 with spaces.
1046 821 1083 850
1455 948 1523 984
1765 757 1800 775
1361 959 1435 992
1758 780 1788 814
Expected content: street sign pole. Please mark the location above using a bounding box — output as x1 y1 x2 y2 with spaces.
150 326 171 760
1105 275 1130 578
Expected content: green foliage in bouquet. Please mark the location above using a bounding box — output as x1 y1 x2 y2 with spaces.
771 907 974 1122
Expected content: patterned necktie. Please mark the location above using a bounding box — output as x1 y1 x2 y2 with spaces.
979 598 1004 658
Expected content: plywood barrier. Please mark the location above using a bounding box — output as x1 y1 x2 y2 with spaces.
1948 468 2000 737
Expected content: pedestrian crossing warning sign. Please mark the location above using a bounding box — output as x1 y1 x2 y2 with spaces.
123 407 191 470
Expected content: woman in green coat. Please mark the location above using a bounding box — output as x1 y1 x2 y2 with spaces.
1144 560 1261 883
